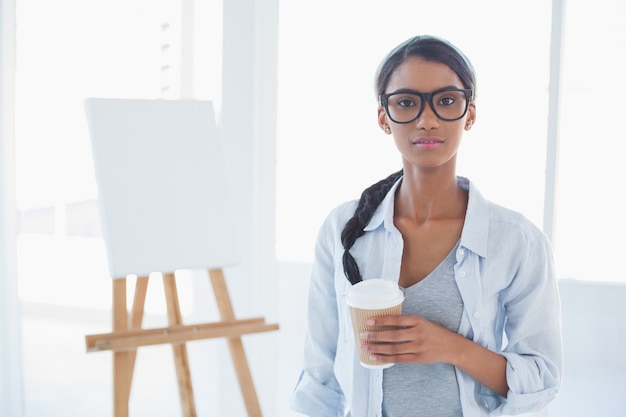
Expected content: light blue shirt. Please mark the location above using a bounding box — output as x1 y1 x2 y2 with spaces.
291 177 563 417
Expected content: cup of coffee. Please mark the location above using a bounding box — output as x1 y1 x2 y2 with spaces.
346 279 404 369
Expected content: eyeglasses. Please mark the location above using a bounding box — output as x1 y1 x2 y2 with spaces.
380 87 473 123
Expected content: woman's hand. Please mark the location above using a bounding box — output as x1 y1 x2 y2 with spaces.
361 314 509 397
360 314 462 365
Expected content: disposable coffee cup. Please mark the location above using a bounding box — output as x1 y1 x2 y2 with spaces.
346 279 404 369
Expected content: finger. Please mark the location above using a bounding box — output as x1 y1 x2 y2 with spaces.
362 337 413 353
369 352 418 364
367 315 418 327
361 343 421 366
361 328 407 343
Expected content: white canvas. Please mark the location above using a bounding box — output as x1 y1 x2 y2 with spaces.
84 98 240 278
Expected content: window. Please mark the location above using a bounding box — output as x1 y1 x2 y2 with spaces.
552 0 626 282
276 1 626 284
15 0 222 310
16 0 173 311
14 1 224 415
276 0 553 263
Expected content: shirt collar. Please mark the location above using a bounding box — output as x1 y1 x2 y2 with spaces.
458 177 489 258
362 177 401 233
362 176 490 258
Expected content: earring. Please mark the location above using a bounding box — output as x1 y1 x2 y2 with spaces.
384 126 391 134
465 121 473 130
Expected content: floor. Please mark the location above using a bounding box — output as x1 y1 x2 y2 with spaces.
17 267 626 417
18 262 311 417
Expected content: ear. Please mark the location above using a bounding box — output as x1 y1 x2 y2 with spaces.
465 102 477 130
378 106 391 134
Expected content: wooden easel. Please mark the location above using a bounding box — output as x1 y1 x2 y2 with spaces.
82 98 275 417
85 269 278 417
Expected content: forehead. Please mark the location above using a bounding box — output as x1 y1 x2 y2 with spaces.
386 57 463 93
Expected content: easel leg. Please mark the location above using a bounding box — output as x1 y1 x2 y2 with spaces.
112 276 149 417
208 268 264 417
163 273 197 417
113 278 131 417
127 276 149 382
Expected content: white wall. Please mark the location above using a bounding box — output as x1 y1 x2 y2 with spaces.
4 1 626 416
217 0 281 415
0 1 24 416
548 280 626 416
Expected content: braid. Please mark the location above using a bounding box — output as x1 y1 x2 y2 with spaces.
341 170 403 284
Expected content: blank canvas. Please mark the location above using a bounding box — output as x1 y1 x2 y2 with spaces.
84 98 239 279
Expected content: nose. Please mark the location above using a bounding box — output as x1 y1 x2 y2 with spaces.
414 100 439 130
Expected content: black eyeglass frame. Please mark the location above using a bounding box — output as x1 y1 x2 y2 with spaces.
379 87 473 123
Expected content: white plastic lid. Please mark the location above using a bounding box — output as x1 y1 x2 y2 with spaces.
346 279 404 310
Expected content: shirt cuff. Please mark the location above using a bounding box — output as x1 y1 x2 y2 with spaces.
291 371 347 417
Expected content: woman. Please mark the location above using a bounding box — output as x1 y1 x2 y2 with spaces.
291 35 562 417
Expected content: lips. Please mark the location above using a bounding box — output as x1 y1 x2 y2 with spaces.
412 137 443 145
410 137 444 151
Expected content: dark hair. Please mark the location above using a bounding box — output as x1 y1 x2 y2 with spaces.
375 35 476 98
341 35 476 285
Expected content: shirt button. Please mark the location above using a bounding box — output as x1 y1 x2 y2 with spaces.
473 311 481 319
457 248 465 257
459 270 466 278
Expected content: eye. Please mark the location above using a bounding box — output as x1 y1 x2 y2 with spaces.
437 94 456 106
434 90 466 108
390 94 420 109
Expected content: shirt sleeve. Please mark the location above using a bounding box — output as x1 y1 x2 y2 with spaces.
291 214 348 417
486 227 563 415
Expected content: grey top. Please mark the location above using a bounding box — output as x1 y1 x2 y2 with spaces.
382 243 464 417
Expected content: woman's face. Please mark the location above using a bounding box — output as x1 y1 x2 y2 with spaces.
378 57 476 173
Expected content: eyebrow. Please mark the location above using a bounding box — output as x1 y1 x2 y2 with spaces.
385 86 464 95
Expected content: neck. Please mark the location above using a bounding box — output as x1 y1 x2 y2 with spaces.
395 166 466 223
